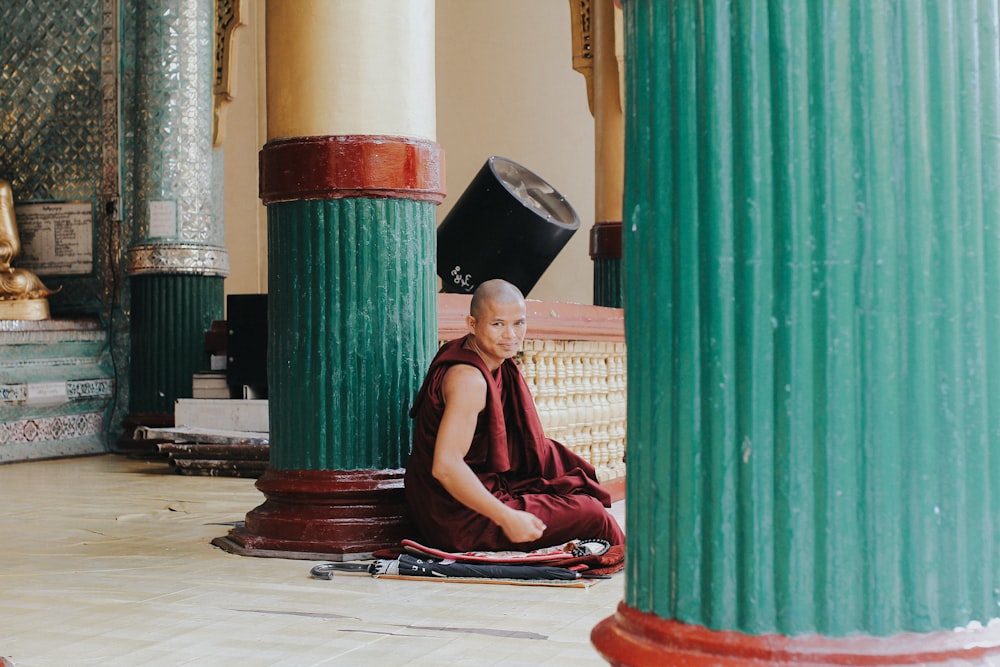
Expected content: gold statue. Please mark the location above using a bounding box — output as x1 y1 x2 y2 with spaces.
0 179 58 320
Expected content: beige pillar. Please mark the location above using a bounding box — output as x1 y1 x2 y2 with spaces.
266 0 435 141
593 0 623 226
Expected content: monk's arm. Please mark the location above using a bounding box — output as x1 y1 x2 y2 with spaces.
431 365 547 544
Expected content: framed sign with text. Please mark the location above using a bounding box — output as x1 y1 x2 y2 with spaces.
13 200 95 276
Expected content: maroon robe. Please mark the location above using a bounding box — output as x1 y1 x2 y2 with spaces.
404 336 624 552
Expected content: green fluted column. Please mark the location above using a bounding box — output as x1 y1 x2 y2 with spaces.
593 257 622 308
130 275 223 414
125 0 228 417
216 0 442 558
267 198 437 471
585 0 625 308
594 1 1000 663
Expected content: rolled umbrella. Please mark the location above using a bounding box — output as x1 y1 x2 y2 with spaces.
310 554 579 581
392 554 579 581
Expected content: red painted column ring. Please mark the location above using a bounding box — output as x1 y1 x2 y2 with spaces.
259 135 445 204
590 221 622 259
593 602 1000 666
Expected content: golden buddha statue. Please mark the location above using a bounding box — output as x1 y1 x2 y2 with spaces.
0 179 58 320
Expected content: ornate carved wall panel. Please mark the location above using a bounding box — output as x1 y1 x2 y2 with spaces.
0 0 121 313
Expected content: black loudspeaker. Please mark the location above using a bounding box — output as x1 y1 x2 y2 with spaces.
226 294 267 398
437 156 580 297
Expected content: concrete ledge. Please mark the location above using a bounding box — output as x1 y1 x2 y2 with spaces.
174 398 268 432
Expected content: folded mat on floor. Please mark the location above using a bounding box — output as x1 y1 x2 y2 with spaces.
311 539 625 587
379 538 624 575
398 537 610 563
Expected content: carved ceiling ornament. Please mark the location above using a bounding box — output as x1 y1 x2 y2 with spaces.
569 0 624 115
213 0 247 146
569 0 595 114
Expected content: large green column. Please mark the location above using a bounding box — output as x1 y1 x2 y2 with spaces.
126 0 228 417
265 196 437 473
594 1 1000 664
220 0 442 558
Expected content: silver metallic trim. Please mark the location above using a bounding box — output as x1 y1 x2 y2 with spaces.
126 243 230 276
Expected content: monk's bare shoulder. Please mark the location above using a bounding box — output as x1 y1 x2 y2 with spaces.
441 364 487 411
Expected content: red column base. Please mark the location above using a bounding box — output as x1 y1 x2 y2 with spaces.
216 468 413 560
593 602 1000 666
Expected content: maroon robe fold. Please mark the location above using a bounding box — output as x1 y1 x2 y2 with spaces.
404 335 624 552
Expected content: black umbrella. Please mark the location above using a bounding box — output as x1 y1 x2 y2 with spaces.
311 553 580 581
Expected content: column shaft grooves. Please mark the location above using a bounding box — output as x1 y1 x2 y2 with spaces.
267 198 436 471
593 258 623 307
624 0 1000 637
129 274 223 413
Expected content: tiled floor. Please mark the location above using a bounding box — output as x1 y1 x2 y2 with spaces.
0 455 625 667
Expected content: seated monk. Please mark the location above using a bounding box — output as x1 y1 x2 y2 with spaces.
404 278 624 552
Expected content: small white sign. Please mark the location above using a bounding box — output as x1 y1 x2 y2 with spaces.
26 381 68 406
148 200 177 238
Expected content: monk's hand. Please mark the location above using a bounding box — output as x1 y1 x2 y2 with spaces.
499 508 547 544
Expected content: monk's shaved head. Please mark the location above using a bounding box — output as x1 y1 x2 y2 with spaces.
469 279 525 319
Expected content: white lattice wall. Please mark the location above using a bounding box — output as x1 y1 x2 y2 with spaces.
518 339 626 483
